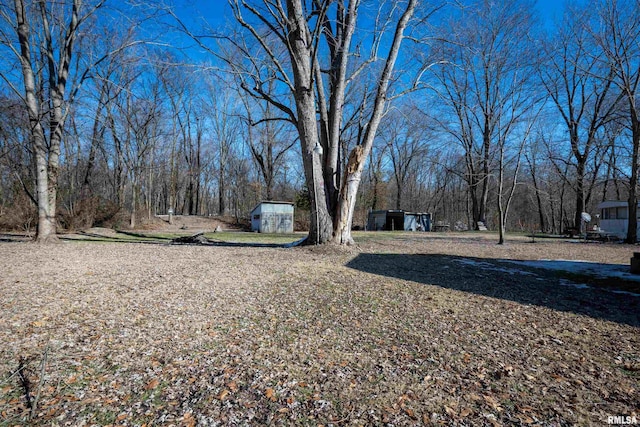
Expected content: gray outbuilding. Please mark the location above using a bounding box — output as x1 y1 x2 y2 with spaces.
367 210 432 232
250 201 295 233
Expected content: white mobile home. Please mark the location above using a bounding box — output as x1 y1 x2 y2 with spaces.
597 200 639 240
250 201 294 233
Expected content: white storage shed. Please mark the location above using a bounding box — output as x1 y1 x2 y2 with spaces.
250 201 295 233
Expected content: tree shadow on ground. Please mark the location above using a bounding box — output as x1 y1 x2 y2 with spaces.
0 233 32 243
345 253 640 327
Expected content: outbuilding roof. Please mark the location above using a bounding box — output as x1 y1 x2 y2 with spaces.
596 200 636 209
250 200 295 214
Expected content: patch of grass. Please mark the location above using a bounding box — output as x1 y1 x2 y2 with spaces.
89 409 118 425
65 230 307 245
203 231 305 244
114 230 174 241
351 231 422 242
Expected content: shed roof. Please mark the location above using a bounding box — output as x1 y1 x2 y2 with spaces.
369 210 431 215
250 200 295 215
596 200 636 209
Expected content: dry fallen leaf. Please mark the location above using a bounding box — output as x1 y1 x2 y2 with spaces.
145 379 159 390
182 411 196 427
265 388 276 401
483 395 503 412
518 414 535 424
460 408 473 417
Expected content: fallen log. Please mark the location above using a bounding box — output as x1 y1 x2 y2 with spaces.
171 232 209 244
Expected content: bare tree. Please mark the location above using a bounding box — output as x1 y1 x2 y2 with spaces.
215 0 422 244
431 0 537 234
0 0 146 241
381 106 430 210
540 3 621 232
201 76 240 216
496 115 538 244
592 0 640 243
0 1 101 240
524 134 549 233
238 77 297 200
601 120 625 202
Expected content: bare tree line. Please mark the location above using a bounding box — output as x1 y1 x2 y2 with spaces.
0 0 639 244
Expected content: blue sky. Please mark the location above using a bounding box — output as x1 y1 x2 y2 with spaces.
173 0 568 31
536 0 567 24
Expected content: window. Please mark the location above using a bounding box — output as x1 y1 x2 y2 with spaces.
253 214 260 220
608 208 616 219
617 207 628 219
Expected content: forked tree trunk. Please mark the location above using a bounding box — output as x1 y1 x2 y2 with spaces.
331 0 416 245
13 0 87 242
14 0 57 242
229 0 416 244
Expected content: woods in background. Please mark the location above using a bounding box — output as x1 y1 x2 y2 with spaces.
0 0 638 243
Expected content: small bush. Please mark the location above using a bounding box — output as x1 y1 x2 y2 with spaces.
0 191 37 232
58 197 120 231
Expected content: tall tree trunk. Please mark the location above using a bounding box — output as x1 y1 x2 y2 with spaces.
130 175 137 228
573 158 586 230
550 192 557 234
479 121 492 229
299 93 333 244
395 181 402 210
497 160 505 244
286 1 333 243
533 182 546 233
526 153 546 232
497 140 506 244
218 166 226 215
626 115 640 243
14 0 56 241
332 0 417 244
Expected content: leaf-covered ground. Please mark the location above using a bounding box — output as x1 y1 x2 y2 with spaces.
0 233 638 426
